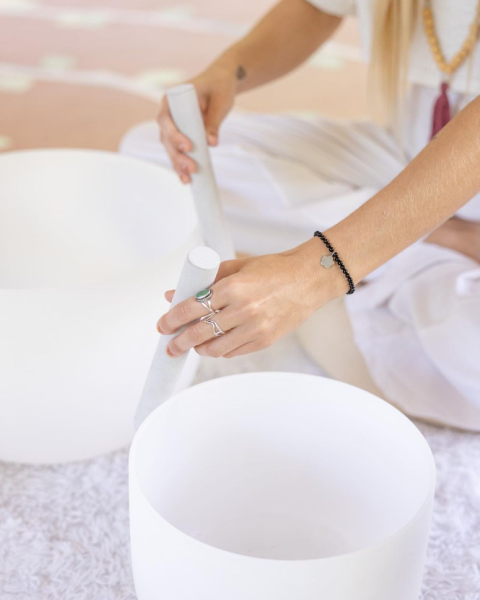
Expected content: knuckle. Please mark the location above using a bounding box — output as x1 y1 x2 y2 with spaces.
169 338 181 355
206 344 223 358
243 302 258 319
188 324 204 344
256 319 269 336
225 279 242 300
160 315 173 334
178 303 192 323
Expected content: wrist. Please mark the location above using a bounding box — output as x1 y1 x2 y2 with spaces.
208 49 242 89
286 238 350 310
210 46 250 94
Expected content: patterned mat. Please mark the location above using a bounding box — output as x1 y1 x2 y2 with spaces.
0 0 367 153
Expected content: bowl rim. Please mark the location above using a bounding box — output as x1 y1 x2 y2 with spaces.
0 148 198 292
129 371 436 564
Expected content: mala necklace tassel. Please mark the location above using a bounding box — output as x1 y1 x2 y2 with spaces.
423 0 480 139
431 81 451 138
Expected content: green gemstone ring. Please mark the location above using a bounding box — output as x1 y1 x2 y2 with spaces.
195 288 213 301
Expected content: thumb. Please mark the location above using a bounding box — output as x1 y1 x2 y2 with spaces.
164 289 175 303
215 258 247 282
204 95 229 146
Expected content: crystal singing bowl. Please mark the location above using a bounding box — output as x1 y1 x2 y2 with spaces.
129 372 436 600
0 149 202 464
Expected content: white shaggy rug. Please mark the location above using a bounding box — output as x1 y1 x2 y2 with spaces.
1 334 479 600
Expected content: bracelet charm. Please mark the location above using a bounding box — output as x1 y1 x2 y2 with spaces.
320 252 336 269
314 231 355 295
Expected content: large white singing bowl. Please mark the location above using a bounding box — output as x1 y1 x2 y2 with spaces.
0 149 202 464
130 372 436 600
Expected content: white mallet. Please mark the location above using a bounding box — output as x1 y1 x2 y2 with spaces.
134 246 220 429
167 84 236 261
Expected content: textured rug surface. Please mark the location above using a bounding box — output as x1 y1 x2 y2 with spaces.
0 334 479 599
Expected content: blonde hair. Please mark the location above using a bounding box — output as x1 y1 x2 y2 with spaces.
369 0 421 127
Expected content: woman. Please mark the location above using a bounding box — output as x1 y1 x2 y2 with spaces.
121 0 480 425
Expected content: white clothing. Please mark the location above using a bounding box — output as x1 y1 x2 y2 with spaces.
348 244 480 430
120 109 480 429
308 0 480 95
119 1 480 429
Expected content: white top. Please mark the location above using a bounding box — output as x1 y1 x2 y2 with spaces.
307 0 480 95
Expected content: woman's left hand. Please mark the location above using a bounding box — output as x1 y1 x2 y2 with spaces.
157 239 345 359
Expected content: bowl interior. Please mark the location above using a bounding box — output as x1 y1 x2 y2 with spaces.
132 373 434 561
0 150 197 288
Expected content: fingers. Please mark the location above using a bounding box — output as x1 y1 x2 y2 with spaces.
166 307 239 357
158 281 230 335
195 326 252 359
157 96 196 184
223 341 264 358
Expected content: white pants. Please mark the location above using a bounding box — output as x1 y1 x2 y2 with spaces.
120 110 480 429
120 112 409 255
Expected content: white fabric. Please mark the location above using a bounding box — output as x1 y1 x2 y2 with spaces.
307 0 480 95
347 244 480 429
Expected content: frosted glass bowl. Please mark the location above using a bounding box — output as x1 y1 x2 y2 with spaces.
0 149 202 464
130 372 436 600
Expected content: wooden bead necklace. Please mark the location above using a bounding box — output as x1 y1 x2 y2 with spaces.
423 0 480 137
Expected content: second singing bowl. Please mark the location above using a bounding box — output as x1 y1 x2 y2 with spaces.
0 149 202 464
129 372 436 600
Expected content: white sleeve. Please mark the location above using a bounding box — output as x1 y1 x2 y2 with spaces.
304 0 356 17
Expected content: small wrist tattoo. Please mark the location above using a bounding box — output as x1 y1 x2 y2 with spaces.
236 65 246 81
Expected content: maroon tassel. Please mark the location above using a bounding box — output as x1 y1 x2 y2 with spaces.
431 82 451 139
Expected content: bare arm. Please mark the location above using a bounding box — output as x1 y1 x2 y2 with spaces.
159 0 341 182
215 0 342 93
324 96 480 291
158 96 480 359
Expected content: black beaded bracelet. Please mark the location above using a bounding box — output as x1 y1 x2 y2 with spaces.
313 231 355 295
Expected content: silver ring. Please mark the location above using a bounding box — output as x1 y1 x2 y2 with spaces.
200 313 225 337
195 288 225 336
195 288 216 315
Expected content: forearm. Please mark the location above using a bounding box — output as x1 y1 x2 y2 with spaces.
159 95 480 358
321 96 480 293
210 0 341 93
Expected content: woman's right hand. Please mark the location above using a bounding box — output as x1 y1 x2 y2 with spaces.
157 64 237 184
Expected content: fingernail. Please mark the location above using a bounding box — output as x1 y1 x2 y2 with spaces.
166 346 176 357
179 143 188 152
157 321 165 334
208 133 217 145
